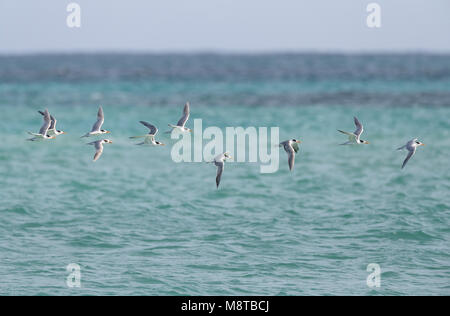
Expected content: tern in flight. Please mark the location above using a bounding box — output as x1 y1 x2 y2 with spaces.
27 109 55 141
212 152 232 188
167 102 191 133
338 116 369 145
129 121 165 146
81 106 110 138
87 139 113 162
38 110 66 137
397 138 425 169
280 139 301 171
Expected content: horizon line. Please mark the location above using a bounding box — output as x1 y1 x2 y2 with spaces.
1 49 450 57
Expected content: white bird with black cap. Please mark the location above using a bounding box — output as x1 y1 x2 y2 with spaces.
87 139 113 162
81 106 110 138
279 139 302 171
27 109 55 141
338 116 370 145
166 102 192 133
397 138 425 169
210 152 232 189
129 121 165 146
38 110 66 137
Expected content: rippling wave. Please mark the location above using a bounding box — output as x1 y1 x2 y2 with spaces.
0 54 449 295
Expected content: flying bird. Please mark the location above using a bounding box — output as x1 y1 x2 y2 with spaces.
280 139 301 171
27 109 55 141
167 102 191 133
338 116 369 145
129 121 165 146
212 152 232 188
38 110 66 136
81 106 110 137
87 139 113 162
397 138 425 169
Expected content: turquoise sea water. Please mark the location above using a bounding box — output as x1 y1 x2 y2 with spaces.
0 54 449 295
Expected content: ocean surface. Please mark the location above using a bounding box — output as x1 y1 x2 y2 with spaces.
0 54 449 296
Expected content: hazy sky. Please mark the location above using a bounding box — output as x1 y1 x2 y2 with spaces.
0 0 449 54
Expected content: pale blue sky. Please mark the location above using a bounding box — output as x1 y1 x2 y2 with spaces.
0 0 449 54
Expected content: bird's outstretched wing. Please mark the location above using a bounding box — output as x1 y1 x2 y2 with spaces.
338 130 352 136
215 160 224 188
139 121 158 135
338 130 357 142
39 111 56 130
176 102 190 127
353 116 363 138
93 141 104 161
39 109 51 136
282 142 296 171
87 141 104 161
49 115 56 130
402 148 416 169
91 106 104 132
288 150 295 171
93 150 103 161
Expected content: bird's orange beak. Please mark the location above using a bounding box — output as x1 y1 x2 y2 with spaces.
106 131 111 134
161 143 166 146
296 140 302 143
420 143 425 146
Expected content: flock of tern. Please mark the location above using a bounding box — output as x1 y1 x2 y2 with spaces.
26 103 425 188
